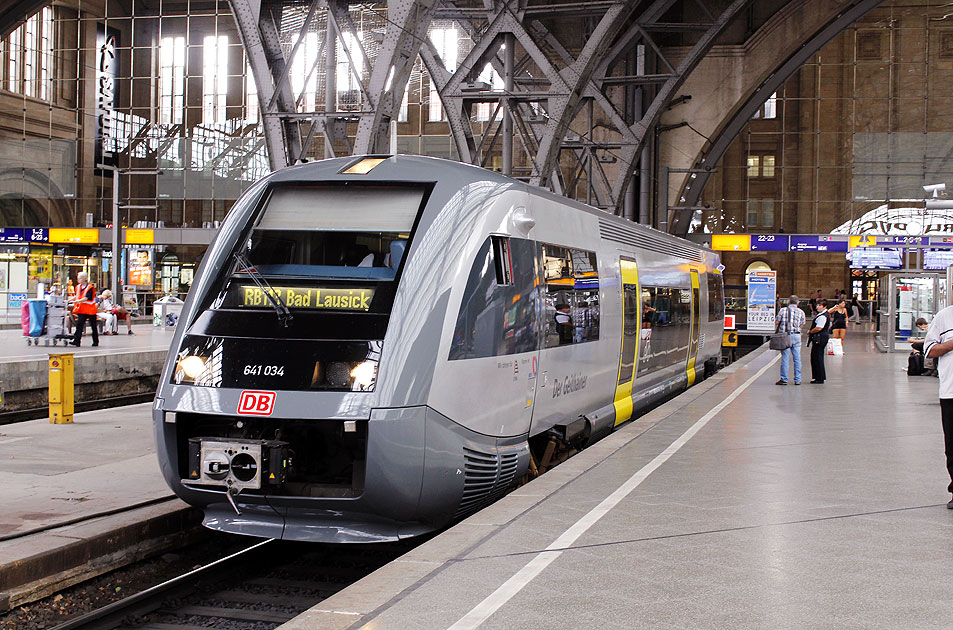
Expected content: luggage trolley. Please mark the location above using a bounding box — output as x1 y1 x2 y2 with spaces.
22 295 71 346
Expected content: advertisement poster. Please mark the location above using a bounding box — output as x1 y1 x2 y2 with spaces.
128 248 153 287
747 271 777 332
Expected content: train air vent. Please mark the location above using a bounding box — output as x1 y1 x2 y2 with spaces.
454 448 520 519
598 219 702 262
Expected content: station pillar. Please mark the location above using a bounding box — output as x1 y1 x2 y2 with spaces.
49 353 74 424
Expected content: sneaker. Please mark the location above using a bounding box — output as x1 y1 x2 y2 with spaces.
775 380 787 385
128 330 135 335
794 381 802 385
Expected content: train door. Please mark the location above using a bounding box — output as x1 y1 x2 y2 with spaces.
686 269 701 386
613 258 640 426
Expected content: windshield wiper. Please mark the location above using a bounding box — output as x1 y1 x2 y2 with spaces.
232 251 294 327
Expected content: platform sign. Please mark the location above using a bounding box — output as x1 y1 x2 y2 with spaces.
724 314 736 329
0 228 25 243
749 234 789 251
746 271 776 332
722 331 738 347
789 235 848 252
876 235 924 246
28 228 49 243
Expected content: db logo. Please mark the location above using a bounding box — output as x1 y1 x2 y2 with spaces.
238 390 276 416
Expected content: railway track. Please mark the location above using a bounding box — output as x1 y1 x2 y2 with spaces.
0 393 156 426
51 537 417 630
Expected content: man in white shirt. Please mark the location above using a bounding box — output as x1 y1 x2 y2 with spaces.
923 305 953 508
807 299 830 384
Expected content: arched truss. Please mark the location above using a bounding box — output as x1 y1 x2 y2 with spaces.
669 0 886 235
229 0 758 208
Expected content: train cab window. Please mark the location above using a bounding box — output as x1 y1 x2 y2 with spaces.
242 185 424 281
449 237 538 360
707 272 725 322
541 244 599 348
638 287 692 376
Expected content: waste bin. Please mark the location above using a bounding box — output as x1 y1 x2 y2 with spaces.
153 295 184 329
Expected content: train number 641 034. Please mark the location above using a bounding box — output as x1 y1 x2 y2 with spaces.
243 364 285 376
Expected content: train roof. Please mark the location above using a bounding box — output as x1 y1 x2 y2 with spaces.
263 155 712 255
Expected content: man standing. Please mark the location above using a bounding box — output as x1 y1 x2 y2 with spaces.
70 271 99 347
923 306 953 508
775 295 806 385
807 298 830 384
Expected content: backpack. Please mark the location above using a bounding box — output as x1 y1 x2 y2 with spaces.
908 351 925 376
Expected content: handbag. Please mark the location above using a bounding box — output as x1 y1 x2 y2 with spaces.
769 313 793 350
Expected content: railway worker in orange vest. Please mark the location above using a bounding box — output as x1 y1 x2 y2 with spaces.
70 271 99 347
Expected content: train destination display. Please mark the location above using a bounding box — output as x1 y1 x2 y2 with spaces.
233 286 376 311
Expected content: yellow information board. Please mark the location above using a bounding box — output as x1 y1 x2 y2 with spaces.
711 234 751 251
722 331 738 347
49 228 98 244
848 235 877 249
125 229 154 244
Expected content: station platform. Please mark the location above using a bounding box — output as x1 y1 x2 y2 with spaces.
0 324 174 414
281 333 953 629
0 403 194 611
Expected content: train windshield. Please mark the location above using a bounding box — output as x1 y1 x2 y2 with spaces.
241 185 423 281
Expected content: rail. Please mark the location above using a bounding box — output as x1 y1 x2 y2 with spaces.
48 537 415 630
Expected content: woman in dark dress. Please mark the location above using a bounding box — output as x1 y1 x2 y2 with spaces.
830 300 848 343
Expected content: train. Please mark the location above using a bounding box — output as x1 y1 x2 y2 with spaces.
153 155 725 543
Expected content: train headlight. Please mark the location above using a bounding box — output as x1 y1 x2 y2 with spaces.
179 355 207 380
350 360 378 391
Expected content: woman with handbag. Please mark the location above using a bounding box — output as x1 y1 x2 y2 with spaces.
774 295 806 385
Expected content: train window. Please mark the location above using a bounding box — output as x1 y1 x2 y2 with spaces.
448 237 538 360
637 286 692 376
491 236 513 286
541 244 599 348
242 185 423 281
707 272 725 322
618 284 639 384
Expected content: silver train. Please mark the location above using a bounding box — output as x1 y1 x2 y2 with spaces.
153 155 724 543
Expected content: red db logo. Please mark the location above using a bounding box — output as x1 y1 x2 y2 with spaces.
238 390 276 416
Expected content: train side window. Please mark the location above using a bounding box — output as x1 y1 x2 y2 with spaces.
707 272 725 322
638 286 692 376
541 244 599 348
618 284 639 384
449 237 538 360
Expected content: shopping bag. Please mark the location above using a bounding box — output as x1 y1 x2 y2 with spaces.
20 302 30 336
826 338 844 356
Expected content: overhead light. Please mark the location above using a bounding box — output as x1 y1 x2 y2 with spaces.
342 157 388 174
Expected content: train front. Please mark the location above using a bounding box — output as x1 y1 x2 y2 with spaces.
154 156 514 542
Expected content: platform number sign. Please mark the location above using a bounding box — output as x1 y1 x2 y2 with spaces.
238 390 276 416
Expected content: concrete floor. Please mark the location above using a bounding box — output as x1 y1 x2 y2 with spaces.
0 403 166 539
282 334 953 630
0 322 172 362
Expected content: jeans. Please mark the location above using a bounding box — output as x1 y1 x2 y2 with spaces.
779 333 802 383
